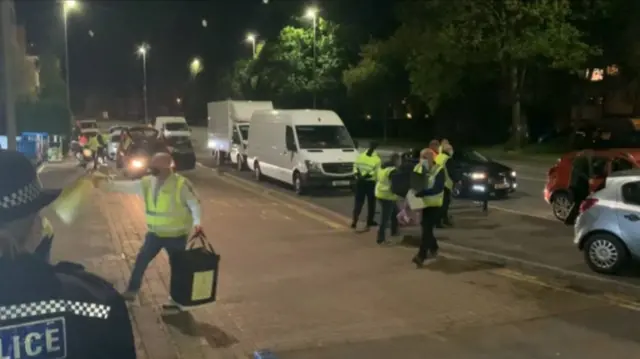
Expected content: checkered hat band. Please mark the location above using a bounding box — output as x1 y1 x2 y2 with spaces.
0 180 41 209
0 299 111 320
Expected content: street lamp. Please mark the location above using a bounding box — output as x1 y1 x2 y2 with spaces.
246 33 256 58
189 57 203 77
137 43 149 123
305 7 318 108
63 0 79 113
176 97 181 105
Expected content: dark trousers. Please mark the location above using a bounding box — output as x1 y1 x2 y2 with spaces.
440 188 452 224
377 199 398 242
352 180 376 225
127 232 187 293
418 207 440 259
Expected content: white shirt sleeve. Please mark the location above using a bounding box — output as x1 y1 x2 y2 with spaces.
180 179 201 226
102 180 143 196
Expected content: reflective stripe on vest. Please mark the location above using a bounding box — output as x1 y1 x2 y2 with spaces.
141 175 192 237
434 153 453 190
375 167 398 200
0 299 110 320
353 152 380 180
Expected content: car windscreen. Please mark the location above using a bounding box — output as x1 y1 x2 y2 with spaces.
166 136 192 148
79 122 98 129
129 128 158 139
110 135 121 142
458 150 490 162
239 125 249 140
295 125 354 149
165 123 189 131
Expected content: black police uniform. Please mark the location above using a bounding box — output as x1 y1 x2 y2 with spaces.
0 255 136 359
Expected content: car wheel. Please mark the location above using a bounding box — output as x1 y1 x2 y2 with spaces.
237 155 244 171
551 191 573 221
254 162 262 181
293 172 305 195
583 233 629 274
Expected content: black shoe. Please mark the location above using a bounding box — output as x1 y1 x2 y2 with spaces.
350 222 357 229
412 255 425 268
442 221 453 227
430 249 439 258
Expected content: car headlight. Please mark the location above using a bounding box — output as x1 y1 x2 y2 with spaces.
470 172 486 180
305 160 322 172
511 171 516 177
131 159 145 169
82 149 92 157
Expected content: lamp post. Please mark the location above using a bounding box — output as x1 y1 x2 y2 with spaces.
137 43 149 123
63 0 78 113
246 33 256 58
305 7 318 108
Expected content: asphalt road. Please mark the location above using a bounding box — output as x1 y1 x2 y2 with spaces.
44 163 640 357
196 155 640 295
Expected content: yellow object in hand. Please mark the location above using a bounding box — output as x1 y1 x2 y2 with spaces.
50 175 94 225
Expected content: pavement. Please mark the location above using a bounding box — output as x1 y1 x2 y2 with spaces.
36 163 640 358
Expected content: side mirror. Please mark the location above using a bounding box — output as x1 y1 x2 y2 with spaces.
286 140 297 152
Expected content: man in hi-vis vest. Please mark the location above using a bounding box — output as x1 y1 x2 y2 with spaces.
411 149 445 267
352 142 382 230
94 152 202 311
434 142 457 226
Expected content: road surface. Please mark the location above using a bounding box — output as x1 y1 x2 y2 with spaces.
39 164 640 358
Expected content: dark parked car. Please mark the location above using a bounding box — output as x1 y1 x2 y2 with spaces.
116 126 168 178
165 135 196 171
397 148 517 198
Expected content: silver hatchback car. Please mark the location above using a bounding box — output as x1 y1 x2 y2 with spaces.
575 169 640 274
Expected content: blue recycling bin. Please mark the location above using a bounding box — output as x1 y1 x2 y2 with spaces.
21 132 49 163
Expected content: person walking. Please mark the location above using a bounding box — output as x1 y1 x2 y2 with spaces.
411 149 446 267
0 150 136 358
352 142 382 230
434 143 457 227
375 153 402 244
94 152 202 311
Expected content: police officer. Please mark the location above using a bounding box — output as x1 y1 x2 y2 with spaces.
375 153 402 244
94 152 202 310
434 143 457 227
352 142 382 230
85 133 101 170
412 149 445 267
0 150 136 358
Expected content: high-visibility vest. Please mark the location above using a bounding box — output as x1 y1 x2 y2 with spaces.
412 163 445 207
375 166 399 200
353 152 381 181
86 136 100 151
435 152 453 190
41 216 54 239
141 174 192 237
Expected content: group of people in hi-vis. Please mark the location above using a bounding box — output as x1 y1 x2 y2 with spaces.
351 139 459 268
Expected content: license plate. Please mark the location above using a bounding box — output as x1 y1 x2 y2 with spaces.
332 180 351 186
495 183 509 189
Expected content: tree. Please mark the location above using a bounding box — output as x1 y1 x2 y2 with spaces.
397 0 598 147
343 40 409 138
38 52 67 105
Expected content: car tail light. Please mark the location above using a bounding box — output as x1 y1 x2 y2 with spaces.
579 198 598 213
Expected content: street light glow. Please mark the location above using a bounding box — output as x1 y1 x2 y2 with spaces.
189 57 203 76
176 98 182 104
137 43 149 55
246 33 255 42
63 0 78 13
305 7 318 19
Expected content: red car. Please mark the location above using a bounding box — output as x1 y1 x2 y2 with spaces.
544 149 640 222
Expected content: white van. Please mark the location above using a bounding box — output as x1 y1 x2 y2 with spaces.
247 109 358 194
155 116 190 138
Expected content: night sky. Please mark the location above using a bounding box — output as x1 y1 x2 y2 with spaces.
16 0 395 117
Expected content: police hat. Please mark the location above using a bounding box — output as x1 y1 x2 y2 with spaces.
0 151 61 223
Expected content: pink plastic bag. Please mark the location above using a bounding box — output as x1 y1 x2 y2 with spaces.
396 200 419 226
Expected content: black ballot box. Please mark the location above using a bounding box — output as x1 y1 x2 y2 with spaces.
170 233 220 307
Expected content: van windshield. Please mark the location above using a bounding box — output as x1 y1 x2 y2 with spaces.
239 125 249 140
165 122 189 131
295 125 354 149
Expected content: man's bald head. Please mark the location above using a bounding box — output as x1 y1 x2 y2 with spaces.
150 152 173 169
149 152 173 179
429 140 440 151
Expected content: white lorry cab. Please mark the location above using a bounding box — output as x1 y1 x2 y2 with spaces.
207 100 273 170
247 109 358 195
155 116 190 138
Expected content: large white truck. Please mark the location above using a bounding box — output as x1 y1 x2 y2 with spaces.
207 100 273 170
